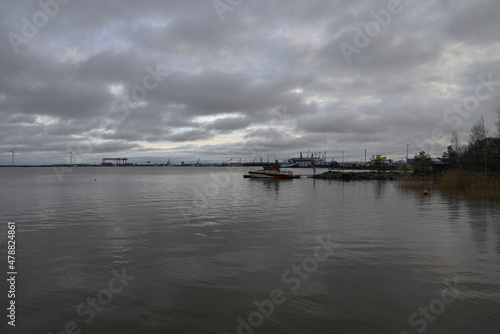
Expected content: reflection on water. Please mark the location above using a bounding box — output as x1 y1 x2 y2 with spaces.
0 167 499 334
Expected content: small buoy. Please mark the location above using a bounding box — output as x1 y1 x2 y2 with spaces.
423 190 429 195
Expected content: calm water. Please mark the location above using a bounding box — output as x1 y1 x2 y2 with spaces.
1 167 499 334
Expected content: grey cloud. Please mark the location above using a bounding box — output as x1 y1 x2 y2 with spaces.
1 0 499 164
207 116 252 132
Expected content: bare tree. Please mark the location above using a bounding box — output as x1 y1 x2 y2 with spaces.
469 115 487 145
496 105 500 138
468 115 487 172
451 130 463 170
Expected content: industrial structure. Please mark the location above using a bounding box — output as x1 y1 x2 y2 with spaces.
101 158 132 166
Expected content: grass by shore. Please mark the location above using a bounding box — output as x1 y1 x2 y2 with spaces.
399 170 500 200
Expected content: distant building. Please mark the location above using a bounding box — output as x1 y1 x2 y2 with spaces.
290 157 315 167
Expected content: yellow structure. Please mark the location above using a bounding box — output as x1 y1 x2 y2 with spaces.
371 155 386 163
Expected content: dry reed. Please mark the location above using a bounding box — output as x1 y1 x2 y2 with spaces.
398 174 438 189
399 170 500 200
440 170 500 199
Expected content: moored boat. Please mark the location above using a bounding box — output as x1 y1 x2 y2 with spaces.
244 163 300 179
284 151 337 168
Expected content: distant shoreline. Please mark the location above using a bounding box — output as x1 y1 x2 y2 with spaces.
312 171 409 180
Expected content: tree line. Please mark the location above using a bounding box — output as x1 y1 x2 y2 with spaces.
441 106 500 172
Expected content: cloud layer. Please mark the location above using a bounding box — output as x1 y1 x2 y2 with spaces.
1 0 500 164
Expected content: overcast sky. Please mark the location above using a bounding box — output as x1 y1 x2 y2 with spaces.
1 0 500 165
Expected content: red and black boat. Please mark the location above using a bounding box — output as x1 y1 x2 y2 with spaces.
244 162 300 179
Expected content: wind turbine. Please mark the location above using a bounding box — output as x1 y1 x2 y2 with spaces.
10 147 17 166
67 150 73 165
